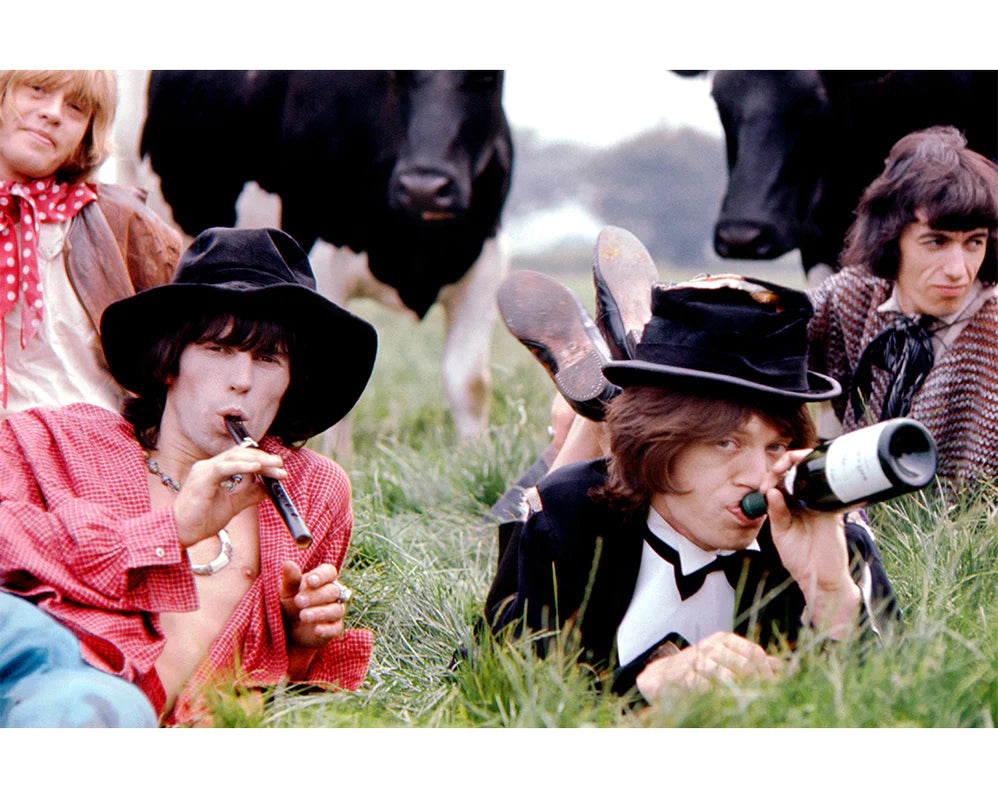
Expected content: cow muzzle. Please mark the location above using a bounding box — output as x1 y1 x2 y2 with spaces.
389 166 468 220
714 220 795 260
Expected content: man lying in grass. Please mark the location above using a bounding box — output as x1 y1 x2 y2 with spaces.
488 271 898 702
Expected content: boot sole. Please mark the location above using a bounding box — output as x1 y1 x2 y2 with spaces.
593 226 659 359
498 270 617 419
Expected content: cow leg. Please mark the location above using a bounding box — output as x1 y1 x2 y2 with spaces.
302 241 360 462
437 233 509 441
304 241 424 461
104 70 149 188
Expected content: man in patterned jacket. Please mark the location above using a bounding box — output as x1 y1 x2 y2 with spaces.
808 125 998 484
0 226 378 726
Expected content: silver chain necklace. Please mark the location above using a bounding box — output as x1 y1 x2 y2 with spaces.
143 451 235 576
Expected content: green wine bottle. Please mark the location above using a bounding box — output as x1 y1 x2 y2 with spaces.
740 418 938 519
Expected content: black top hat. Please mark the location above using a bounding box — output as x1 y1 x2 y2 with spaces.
100 227 378 440
602 275 840 401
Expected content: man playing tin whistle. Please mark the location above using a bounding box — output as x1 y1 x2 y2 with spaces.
0 226 378 726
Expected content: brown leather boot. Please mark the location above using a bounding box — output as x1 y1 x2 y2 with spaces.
497 270 619 421
592 226 659 360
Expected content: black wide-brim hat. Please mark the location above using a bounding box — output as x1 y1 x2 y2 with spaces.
101 227 378 440
602 274 840 401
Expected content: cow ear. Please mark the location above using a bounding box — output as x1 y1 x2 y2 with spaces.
492 130 513 175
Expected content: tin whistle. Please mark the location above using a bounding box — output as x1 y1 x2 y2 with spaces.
224 416 313 548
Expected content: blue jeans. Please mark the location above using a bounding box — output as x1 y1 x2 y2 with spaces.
0 591 157 727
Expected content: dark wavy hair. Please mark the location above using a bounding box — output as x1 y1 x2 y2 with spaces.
592 384 817 520
121 312 310 449
841 125 998 282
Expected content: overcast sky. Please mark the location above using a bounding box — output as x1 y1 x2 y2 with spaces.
73 1 997 256
499 68 724 251
502 68 722 146
62 0 987 151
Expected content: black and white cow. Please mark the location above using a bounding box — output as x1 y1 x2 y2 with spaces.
683 70 998 284
138 70 513 443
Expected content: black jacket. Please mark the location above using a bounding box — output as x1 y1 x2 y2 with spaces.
486 458 898 693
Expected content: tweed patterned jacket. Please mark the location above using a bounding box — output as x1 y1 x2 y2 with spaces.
808 265 998 484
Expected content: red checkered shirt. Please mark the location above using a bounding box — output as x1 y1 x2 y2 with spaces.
0 403 372 725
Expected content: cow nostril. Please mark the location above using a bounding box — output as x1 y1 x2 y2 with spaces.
396 172 456 210
715 222 785 259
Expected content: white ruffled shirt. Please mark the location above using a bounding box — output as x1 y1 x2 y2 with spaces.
615 505 760 668
1 221 124 417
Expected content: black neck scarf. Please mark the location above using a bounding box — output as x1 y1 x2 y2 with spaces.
642 528 757 600
850 314 936 422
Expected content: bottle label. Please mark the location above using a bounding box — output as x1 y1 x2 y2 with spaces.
783 466 797 496
824 423 893 503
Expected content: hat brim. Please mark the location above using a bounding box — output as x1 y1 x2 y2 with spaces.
602 360 841 401
100 282 377 440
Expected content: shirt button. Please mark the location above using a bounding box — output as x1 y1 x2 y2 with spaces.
155 547 165 558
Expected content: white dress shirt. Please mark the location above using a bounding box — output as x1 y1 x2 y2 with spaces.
615 505 760 668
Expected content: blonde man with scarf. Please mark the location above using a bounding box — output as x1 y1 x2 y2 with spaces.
0 70 181 415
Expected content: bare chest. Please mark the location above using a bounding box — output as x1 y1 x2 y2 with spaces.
155 503 264 713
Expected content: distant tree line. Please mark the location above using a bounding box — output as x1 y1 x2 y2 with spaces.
505 125 728 270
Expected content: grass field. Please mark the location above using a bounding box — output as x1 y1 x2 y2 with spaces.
200 266 998 731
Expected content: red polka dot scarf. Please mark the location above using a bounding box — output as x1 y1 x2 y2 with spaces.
0 177 98 406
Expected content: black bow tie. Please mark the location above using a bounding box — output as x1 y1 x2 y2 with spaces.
850 313 936 422
642 528 757 600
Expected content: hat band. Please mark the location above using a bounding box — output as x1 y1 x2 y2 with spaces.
176 265 303 289
635 341 811 392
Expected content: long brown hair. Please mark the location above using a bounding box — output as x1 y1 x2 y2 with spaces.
594 384 817 519
841 125 998 282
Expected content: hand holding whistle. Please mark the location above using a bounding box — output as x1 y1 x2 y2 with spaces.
224 416 313 548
